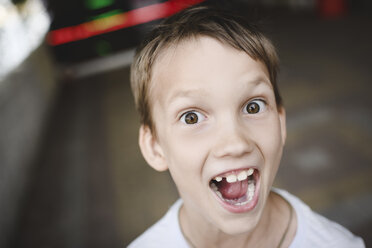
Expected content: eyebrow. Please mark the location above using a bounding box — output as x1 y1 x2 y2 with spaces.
166 75 272 104
246 75 273 89
167 88 209 104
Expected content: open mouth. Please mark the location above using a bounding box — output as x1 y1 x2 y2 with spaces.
209 168 259 213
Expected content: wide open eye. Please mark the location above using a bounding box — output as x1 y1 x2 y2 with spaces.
244 99 266 114
180 111 205 125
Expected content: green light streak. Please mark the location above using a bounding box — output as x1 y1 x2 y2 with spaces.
88 9 122 21
85 0 114 10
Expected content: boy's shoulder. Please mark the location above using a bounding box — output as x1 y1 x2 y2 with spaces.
275 188 365 248
127 199 188 248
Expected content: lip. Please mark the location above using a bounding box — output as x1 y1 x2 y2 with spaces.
209 168 261 214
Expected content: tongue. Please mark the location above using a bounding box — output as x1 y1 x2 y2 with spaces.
218 179 248 200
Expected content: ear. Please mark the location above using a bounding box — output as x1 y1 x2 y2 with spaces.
278 107 287 145
139 125 168 171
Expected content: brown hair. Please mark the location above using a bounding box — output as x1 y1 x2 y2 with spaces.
131 4 282 132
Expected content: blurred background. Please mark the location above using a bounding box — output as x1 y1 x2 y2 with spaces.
0 0 371 247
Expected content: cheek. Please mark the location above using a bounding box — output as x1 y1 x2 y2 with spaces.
264 130 283 158
261 123 284 189
164 134 209 200
163 131 209 176
256 119 284 165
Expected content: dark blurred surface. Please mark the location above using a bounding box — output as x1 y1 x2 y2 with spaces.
5 2 372 248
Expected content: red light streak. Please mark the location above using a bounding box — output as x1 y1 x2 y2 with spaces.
47 0 205 46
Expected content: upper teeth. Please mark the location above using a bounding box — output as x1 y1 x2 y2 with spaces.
214 169 255 183
237 171 248 181
226 174 237 183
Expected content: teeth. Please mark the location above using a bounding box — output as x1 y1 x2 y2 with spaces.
237 171 248 181
211 182 218 191
248 189 255 196
226 174 237 183
248 180 255 199
215 176 222 182
213 168 255 183
212 176 257 206
216 191 223 198
248 183 255 191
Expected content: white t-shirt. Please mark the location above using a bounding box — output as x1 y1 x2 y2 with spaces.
128 188 365 248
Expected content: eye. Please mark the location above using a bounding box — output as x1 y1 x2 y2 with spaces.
244 99 266 114
180 111 205 125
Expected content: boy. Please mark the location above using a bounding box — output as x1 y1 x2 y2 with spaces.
128 4 365 248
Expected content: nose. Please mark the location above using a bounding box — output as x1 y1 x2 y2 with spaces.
212 117 254 159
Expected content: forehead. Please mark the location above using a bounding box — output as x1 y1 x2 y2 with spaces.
149 36 271 103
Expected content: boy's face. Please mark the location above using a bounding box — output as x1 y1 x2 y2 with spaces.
140 37 286 234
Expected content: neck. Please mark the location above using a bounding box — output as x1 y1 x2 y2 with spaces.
179 191 293 248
